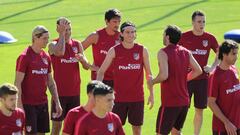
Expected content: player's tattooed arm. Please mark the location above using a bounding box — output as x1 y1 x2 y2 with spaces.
47 73 62 118
48 20 68 56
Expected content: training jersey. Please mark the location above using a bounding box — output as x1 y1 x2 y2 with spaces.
74 112 125 135
63 106 87 135
91 28 120 80
208 66 240 131
113 43 144 102
179 31 218 80
161 44 190 107
0 108 25 135
16 46 51 105
51 39 81 96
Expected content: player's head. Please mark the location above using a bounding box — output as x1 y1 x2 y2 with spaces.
120 21 136 43
93 83 114 112
105 8 121 32
0 83 18 112
57 17 71 41
87 80 104 97
218 40 238 65
32 25 49 48
192 10 205 32
163 25 182 46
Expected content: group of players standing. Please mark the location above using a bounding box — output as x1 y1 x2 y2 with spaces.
0 8 239 135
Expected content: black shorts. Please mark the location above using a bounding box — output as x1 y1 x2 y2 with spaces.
23 103 49 134
188 79 208 109
51 96 80 121
112 101 144 126
156 106 188 135
213 129 240 135
103 80 114 88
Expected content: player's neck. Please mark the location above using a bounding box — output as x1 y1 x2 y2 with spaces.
122 41 134 49
192 29 204 36
31 44 42 54
105 27 116 36
0 106 13 117
219 62 231 70
83 101 94 112
92 107 107 119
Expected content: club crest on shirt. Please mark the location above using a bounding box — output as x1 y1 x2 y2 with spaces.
107 123 114 132
202 40 208 47
26 126 32 132
133 53 140 60
42 58 48 65
16 119 22 127
72 47 78 54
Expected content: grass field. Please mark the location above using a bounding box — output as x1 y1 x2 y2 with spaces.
1 0 240 134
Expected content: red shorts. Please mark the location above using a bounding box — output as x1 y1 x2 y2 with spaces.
188 79 208 109
156 106 188 135
112 101 144 126
51 96 80 121
23 103 49 134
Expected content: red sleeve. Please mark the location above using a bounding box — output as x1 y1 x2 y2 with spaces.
210 36 219 53
16 55 29 73
63 111 75 134
115 115 125 135
208 72 219 98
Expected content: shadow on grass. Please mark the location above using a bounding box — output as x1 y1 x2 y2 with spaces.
138 19 240 33
0 0 50 5
1 1 206 25
137 0 208 29
0 0 62 22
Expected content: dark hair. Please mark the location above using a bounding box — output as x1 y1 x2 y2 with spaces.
0 83 18 98
192 10 205 21
105 8 121 22
218 40 238 60
93 83 113 96
87 80 103 94
164 25 182 44
120 21 136 41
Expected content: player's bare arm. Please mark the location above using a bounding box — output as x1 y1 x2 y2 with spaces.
96 47 115 81
48 20 68 56
187 53 202 81
82 32 99 50
75 41 99 71
47 73 63 118
204 48 220 73
14 71 25 109
152 49 168 85
143 47 154 110
208 97 237 135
